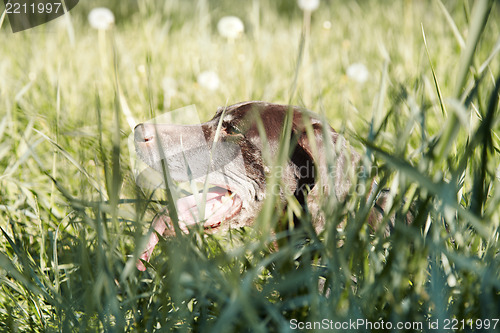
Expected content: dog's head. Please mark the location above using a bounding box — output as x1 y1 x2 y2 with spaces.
134 101 359 233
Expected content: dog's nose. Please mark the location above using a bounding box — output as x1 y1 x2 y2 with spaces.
134 123 154 143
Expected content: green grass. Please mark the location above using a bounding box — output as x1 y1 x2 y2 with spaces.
0 0 499 331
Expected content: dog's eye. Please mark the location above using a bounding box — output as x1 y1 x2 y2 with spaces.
224 122 243 136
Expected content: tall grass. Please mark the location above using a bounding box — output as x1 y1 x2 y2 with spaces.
0 0 499 331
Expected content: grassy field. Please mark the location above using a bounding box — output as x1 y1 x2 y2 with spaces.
0 0 499 331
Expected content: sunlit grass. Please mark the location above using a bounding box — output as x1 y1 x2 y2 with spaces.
0 0 499 331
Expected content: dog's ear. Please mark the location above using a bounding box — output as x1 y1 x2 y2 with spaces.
291 121 360 234
293 122 359 203
290 133 317 206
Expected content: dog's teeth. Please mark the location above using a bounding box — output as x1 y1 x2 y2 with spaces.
221 192 235 204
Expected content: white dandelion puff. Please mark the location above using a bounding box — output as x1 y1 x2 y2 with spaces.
217 16 244 40
88 7 115 30
297 0 320 12
137 65 146 74
162 77 178 96
346 63 369 84
197 71 220 91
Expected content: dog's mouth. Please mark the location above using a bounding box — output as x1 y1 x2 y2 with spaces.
175 186 243 230
136 186 242 271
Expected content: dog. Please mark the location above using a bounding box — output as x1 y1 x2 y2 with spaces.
133 101 396 271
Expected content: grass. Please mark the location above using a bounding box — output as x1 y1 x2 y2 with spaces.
0 0 499 331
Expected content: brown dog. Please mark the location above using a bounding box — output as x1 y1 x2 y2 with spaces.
134 101 390 270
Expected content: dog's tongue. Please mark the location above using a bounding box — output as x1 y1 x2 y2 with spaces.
136 187 242 271
176 187 241 228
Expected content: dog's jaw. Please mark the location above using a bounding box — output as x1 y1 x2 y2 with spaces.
135 185 245 271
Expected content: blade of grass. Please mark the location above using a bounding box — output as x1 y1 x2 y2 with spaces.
197 101 229 222
370 56 389 138
478 37 500 75
436 0 466 49
454 0 493 97
50 77 61 216
362 139 490 238
0 5 6 30
436 0 493 159
33 129 106 196
422 24 447 116
454 72 500 182
470 72 500 215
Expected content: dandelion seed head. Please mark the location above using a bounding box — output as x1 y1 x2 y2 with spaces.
197 71 220 91
298 0 320 12
162 77 178 95
217 16 244 40
88 7 115 30
346 63 369 84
